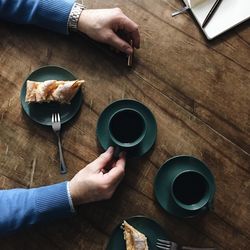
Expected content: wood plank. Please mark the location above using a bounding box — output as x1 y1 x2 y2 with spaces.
38 217 109 250
0 175 25 189
0 229 61 250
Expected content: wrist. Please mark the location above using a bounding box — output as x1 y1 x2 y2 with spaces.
77 9 92 34
69 180 82 206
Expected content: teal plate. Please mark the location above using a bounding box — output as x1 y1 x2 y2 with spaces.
106 216 168 250
20 65 83 126
96 99 157 158
154 155 216 218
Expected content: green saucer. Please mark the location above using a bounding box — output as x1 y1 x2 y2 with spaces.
154 155 215 218
106 215 168 250
96 99 157 158
20 65 83 126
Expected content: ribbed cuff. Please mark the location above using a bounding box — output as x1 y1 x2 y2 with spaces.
35 182 74 222
33 0 75 34
66 182 76 213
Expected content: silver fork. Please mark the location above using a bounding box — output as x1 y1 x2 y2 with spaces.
156 239 216 250
51 113 67 174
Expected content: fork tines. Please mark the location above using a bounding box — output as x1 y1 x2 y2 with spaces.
156 239 177 250
52 113 60 123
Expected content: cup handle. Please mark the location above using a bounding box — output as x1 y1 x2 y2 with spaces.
113 146 121 158
207 199 214 210
201 200 214 212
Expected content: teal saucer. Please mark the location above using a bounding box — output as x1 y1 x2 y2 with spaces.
20 65 83 126
154 156 215 218
106 215 168 250
96 99 157 158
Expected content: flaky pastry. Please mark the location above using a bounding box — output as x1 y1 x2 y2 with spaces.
25 79 84 104
122 221 148 250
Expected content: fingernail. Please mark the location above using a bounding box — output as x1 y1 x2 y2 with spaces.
107 146 114 154
125 47 133 55
119 151 126 158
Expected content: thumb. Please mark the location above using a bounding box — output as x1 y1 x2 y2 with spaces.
106 31 133 55
90 146 114 171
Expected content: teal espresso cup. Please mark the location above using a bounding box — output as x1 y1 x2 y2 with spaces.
108 108 147 155
171 170 213 214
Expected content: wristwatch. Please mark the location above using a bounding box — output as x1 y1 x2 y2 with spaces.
68 2 85 32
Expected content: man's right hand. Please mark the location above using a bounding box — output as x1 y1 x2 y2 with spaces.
78 8 140 55
69 146 126 206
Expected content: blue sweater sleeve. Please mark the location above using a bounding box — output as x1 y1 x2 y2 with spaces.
0 182 74 236
0 0 75 34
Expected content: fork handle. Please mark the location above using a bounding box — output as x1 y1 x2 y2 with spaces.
182 247 216 250
57 135 67 174
172 6 189 17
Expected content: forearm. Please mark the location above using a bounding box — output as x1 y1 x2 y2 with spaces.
0 0 75 34
0 182 74 236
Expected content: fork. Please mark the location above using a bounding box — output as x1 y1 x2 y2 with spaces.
156 239 216 250
51 113 67 174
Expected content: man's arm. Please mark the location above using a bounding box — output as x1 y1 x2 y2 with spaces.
0 0 75 34
0 182 74 236
0 1 140 54
0 147 125 236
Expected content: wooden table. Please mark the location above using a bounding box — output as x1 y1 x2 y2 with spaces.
0 0 249 249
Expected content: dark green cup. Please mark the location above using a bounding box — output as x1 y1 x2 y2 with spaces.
96 99 157 158
171 170 212 213
154 155 215 218
108 108 147 156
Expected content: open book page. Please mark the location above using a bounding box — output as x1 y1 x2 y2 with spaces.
187 0 250 39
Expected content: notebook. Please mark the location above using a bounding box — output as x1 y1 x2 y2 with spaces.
183 0 250 39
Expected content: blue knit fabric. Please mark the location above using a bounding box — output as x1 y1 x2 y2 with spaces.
0 182 73 236
0 0 75 34
0 1 76 236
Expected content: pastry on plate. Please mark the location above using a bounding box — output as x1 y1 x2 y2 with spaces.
122 221 149 250
25 79 84 104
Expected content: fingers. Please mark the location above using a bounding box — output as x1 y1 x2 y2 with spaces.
119 16 140 49
106 31 133 55
104 152 126 185
106 9 140 54
90 146 114 171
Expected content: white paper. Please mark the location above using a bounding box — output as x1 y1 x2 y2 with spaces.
189 0 250 39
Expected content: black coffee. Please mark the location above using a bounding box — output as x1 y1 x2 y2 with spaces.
110 110 145 143
173 172 208 205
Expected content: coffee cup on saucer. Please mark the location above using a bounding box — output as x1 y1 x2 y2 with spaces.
171 170 212 214
108 108 147 156
154 155 215 218
96 99 157 158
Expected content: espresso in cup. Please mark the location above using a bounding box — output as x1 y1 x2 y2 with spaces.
108 108 146 150
171 170 210 212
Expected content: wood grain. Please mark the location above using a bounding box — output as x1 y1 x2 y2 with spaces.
0 0 249 249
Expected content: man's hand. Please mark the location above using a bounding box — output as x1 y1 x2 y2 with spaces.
69 147 126 206
78 8 140 55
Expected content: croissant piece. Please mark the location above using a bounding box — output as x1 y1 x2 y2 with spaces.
25 79 84 104
122 221 148 250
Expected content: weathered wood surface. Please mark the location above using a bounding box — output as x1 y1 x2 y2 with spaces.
0 0 249 249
